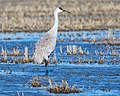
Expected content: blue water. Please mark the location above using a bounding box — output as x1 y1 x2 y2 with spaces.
0 29 120 96
0 64 120 96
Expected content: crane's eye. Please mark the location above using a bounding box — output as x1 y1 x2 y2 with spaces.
59 7 63 10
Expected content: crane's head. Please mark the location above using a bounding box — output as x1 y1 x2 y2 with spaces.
55 7 71 14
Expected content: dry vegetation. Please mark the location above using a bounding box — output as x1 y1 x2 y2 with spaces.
48 79 82 94
0 0 120 32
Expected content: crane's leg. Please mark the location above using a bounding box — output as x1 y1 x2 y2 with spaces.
45 59 48 75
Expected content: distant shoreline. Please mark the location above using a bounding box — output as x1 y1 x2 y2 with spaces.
0 28 119 33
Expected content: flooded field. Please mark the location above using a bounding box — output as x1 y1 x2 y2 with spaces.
0 0 120 32
0 29 120 96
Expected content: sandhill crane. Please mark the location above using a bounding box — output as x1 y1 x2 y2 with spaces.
33 7 70 75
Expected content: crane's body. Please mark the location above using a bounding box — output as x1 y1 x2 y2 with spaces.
35 29 57 64
33 7 70 75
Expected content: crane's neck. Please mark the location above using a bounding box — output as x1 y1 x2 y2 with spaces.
53 11 58 34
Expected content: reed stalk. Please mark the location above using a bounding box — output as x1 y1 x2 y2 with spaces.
72 45 77 55
24 47 29 62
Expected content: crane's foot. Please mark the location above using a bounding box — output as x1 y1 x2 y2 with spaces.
46 68 48 76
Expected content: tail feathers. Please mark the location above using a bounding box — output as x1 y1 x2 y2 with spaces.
33 54 43 64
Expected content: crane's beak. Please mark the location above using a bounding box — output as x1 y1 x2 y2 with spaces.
63 9 71 14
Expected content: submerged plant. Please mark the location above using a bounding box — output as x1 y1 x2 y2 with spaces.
89 35 96 42
70 37 74 42
66 45 72 55
60 45 62 55
79 46 83 55
98 57 104 64
1 47 5 56
10 48 22 56
31 76 41 87
103 29 115 44
95 50 99 55
52 51 57 64
4 50 7 60
90 58 94 64
107 28 113 39
72 45 77 55
1 47 8 62
95 50 104 56
99 50 104 56
82 33 86 42
84 48 89 55
23 47 29 63
110 50 119 56
48 79 82 94
17 91 24 96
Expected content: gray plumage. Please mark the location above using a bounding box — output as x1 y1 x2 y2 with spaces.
34 28 57 63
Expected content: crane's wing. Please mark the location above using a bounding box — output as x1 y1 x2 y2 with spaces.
36 33 51 48
33 32 57 64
